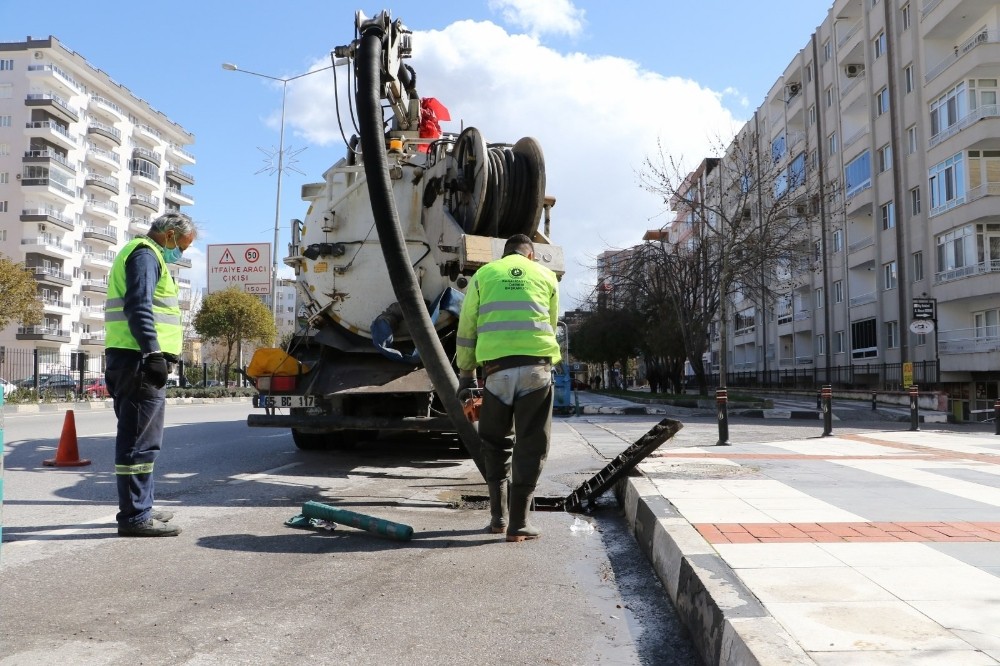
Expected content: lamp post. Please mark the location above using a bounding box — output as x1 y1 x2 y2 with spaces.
221 62 336 337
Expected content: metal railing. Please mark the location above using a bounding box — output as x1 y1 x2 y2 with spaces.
929 104 998 149
938 327 1000 354
934 258 1000 285
924 28 991 84
849 291 876 307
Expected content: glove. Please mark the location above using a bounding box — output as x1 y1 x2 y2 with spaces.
457 375 478 401
142 352 169 389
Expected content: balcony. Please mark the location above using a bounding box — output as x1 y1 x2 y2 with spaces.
85 173 120 196
843 125 870 152
79 332 106 347
164 186 194 206
20 173 76 204
41 298 71 315
924 27 995 86
848 233 875 253
84 199 119 220
26 63 83 95
16 326 71 343
129 193 160 212
20 207 76 232
82 279 109 294
24 120 76 150
28 265 72 287
89 94 125 121
132 146 161 167
82 252 115 269
135 124 163 146
87 121 122 146
167 143 196 165
21 236 73 259
130 169 160 191
166 167 195 186
929 105 1000 154
849 291 877 307
25 92 79 124
837 19 863 50
23 148 75 173
174 256 192 269
81 305 106 321
83 225 118 244
938 326 1000 373
85 144 120 169
129 216 152 234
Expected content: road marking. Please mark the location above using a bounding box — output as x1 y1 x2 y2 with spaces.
228 461 302 484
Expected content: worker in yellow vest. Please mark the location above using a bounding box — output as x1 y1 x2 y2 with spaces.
105 212 195 537
456 234 561 542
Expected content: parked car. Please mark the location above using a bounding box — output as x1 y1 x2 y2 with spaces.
0 377 17 397
83 377 109 399
16 374 50 389
38 374 78 398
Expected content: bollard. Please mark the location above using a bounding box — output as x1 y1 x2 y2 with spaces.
716 388 730 446
821 385 833 437
909 385 920 431
995 400 1000 436
871 390 877 411
816 390 821 410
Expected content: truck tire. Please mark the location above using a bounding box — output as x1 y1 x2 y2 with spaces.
291 429 375 451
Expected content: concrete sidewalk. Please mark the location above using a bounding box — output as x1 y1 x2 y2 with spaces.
608 416 1000 664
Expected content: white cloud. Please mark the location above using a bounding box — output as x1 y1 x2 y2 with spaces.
284 18 739 308
487 0 586 38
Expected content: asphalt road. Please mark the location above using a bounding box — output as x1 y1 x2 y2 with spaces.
0 402 700 666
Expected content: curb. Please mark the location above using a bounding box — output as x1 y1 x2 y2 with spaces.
2 396 253 414
615 476 812 666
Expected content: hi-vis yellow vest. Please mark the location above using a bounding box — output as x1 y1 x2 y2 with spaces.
456 253 561 371
104 237 182 355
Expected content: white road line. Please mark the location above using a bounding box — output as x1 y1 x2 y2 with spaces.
228 461 303 485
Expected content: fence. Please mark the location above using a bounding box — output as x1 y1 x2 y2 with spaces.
712 360 939 392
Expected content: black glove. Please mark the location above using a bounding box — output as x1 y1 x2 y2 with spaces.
142 352 169 389
457 375 478 401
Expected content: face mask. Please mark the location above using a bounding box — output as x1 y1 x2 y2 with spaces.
161 236 184 264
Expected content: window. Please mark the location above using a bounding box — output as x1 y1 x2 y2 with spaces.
885 321 899 349
789 152 806 189
912 251 924 281
904 64 914 94
0 59 13 70
833 280 844 303
0 115 10 128
0 200 6 213
815 287 825 309
936 225 974 274
851 318 878 358
806 63 813 82
0 172 7 184
901 3 911 30
910 186 921 214
878 144 893 173
835 330 845 354
829 132 838 155
833 230 844 253
907 125 917 154
0 143 8 157
845 151 872 196
930 82 967 138
928 152 965 214
817 334 826 356
975 309 1000 342
881 200 895 230
969 79 998 116
771 134 787 163
883 260 898 289
814 240 822 260
826 86 834 108
810 149 818 170
874 32 886 59
876 87 890 115
0 83 11 99
823 40 832 62
808 104 816 126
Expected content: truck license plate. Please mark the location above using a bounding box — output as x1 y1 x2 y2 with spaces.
255 395 315 408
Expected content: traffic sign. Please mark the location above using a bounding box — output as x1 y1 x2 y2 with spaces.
909 319 935 334
207 243 271 295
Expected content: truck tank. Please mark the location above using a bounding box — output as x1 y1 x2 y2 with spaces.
247 10 564 453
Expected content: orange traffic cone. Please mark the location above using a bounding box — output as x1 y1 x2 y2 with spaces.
43 409 91 467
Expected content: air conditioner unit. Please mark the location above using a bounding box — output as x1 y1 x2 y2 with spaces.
845 64 865 78
38 224 46 231
33 51 43 60
787 82 801 96
795 205 808 216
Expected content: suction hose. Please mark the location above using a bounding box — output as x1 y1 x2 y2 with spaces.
355 26 486 479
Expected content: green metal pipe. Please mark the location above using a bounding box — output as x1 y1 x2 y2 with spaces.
301 501 413 541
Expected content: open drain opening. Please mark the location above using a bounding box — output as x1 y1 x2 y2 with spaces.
460 494 567 512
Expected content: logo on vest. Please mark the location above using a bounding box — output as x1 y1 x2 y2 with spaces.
509 267 524 278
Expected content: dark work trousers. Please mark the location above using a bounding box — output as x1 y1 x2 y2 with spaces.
106 349 166 527
478 364 554 494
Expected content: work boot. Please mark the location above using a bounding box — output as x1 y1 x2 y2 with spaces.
151 509 174 523
487 479 509 534
506 488 540 542
118 518 182 537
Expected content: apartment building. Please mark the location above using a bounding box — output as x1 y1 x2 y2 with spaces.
645 0 998 419
0 36 195 376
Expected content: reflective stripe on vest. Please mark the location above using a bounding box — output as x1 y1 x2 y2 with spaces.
115 462 155 475
105 237 183 355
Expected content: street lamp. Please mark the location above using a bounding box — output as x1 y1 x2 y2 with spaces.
221 61 337 338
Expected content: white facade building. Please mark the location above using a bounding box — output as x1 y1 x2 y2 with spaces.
0 36 195 377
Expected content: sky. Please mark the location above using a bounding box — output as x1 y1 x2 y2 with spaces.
6 0 832 310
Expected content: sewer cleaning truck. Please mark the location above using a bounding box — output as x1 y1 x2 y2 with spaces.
246 10 563 456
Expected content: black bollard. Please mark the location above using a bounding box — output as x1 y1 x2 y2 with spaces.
995 400 1000 436
822 385 833 437
909 385 920 431
716 388 731 446
871 390 877 411
816 390 821 410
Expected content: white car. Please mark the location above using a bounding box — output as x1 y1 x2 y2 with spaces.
0 377 16 399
